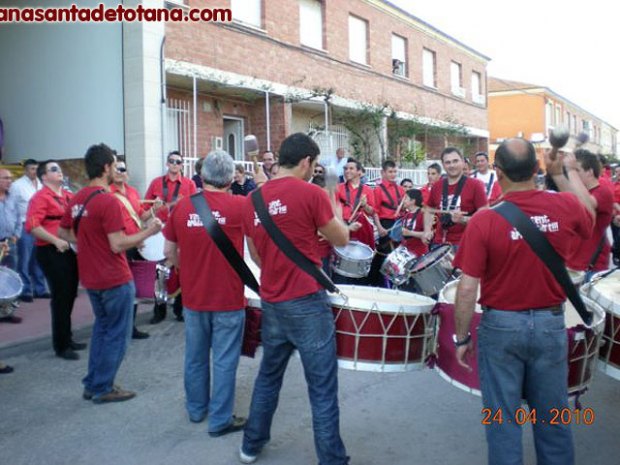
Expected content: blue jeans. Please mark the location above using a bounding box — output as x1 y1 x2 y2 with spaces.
242 291 349 465
83 282 135 398
478 309 574 465
17 230 47 296
183 307 245 431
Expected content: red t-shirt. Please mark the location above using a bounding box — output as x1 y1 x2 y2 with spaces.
374 180 405 220
453 190 594 310
60 186 132 290
421 184 432 206
163 191 246 311
567 184 614 271
336 182 375 221
427 176 488 245
110 183 145 235
401 209 427 257
144 174 197 223
26 185 73 246
613 181 620 206
243 177 334 303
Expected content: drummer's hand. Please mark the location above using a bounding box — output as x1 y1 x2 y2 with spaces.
378 226 388 237
148 218 163 234
451 210 467 225
562 152 579 172
54 238 70 253
456 341 474 371
544 149 564 176
254 169 268 186
348 221 362 232
422 231 433 245
360 194 367 207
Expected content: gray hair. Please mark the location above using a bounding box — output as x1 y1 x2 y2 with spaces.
201 150 235 188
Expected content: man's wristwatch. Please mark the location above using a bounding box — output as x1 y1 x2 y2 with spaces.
453 332 472 347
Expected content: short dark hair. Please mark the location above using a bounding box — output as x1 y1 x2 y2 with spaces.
575 149 601 178
441 147 463 161
406 188 423 206
85 143 116 180
346 157 362 171
168 150 181 158
278 133 320 168
311 174 326 188
36 159 56 180
195 158 204 174
381 159 397 171
400 178 413 186
494 138 537 182
474 152 489 161
23 158 38 167
428 163 442 173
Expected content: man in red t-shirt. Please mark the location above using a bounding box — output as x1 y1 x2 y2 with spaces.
453 138 595 465
163 150 249 435
59 144 162 404
144 150 197 223
26 160 81 359
110 160 155 340
421 162 442 206
424 147 488 249
240 133 349 465
557 149 614 277
336 158 375 248
401 189 427 257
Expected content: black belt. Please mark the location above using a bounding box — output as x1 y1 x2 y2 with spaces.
481 305 563 315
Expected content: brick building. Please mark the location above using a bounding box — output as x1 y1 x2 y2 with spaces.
488 77 618 166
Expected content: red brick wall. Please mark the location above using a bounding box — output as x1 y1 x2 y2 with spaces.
168 0 488 131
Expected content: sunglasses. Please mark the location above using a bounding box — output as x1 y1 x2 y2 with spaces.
116 167 127 173
168 159 183 165
314 169 324 174
47 166 61 173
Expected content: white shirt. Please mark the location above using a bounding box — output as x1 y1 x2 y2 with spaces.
9 175 42 223
471 170 497 197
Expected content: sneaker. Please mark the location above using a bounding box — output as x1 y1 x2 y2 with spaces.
209 416 247 437
70 341 88 351
239 446 258 464
83 384 122 400
132 328 150 340
92 387 136 404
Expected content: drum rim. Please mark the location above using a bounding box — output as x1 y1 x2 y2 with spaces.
329 284 436 314
586 270 620 317
410 244 451 274
0 266 23 303
333 240 374 259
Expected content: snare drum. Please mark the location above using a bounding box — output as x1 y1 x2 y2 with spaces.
568 268 585 287
0 266 22 318
585 270 620 381
331 241 374 278
434 280 605 396
140 232 166 262
407 244 456 296
329 285 436 372
380 246 418 286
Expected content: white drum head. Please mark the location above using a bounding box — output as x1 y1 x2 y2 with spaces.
439 280 482 313
140 232 166 262
0 267 23 303
334 241 374 260
588 270 620 316
329 285 435 315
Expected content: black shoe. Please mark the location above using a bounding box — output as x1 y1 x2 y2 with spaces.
208 416 247 437
0 364 14 374
70 341 87 351
175 314 184 322
0 315 22 324
150 303 166 324
19 294 33 303
35 292 51 299
56 349 80 360
132 328 150 340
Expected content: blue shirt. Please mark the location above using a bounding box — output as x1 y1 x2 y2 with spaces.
0 192 21 239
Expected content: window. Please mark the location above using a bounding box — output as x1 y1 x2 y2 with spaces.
422 49 436 88
299 0 323 50
450 61 464 97
573 115 577 134
555 105 562 126
391 34 407 77
471 71 484 104
349 15 368 64
231 0 261 28
567 112 572 132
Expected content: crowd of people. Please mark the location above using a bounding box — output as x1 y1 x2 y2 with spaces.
1 134 619 465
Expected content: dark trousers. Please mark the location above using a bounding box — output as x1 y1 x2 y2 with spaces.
612 223 620 264
367 219 395 287
36 245 79 353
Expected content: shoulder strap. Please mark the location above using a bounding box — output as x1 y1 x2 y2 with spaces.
442 176 467 211
493 201 592 326
114 192 142 230
587 233 607 271
250 188 338 293
190 193 260 294
74 189 104 235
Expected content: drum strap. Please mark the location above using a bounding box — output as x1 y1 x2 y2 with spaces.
379 182 402 210
441 176 467 212
251 188 338 293
493 201 592 326
162 176 181 204
190 193 259 294
344 182 363 209
587 234 607 271
73 189 104 235
403 210 421 234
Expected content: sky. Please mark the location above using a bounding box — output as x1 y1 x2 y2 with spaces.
389 0 620 130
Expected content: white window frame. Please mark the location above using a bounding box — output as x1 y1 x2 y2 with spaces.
231 0 262 28
299 0 323 50
450 61 465 97
391 34 407 77
348 15 369 65
471 71 484 104
422 48 436 88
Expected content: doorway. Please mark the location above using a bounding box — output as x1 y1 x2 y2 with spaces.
223 117 244 160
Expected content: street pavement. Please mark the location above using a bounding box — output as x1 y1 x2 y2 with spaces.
1 293 619 465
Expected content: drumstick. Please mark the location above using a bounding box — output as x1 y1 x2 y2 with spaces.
251 155 260 175
394 195 407 218
424 207 469 216
141 199 161 203
348 195 365 224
